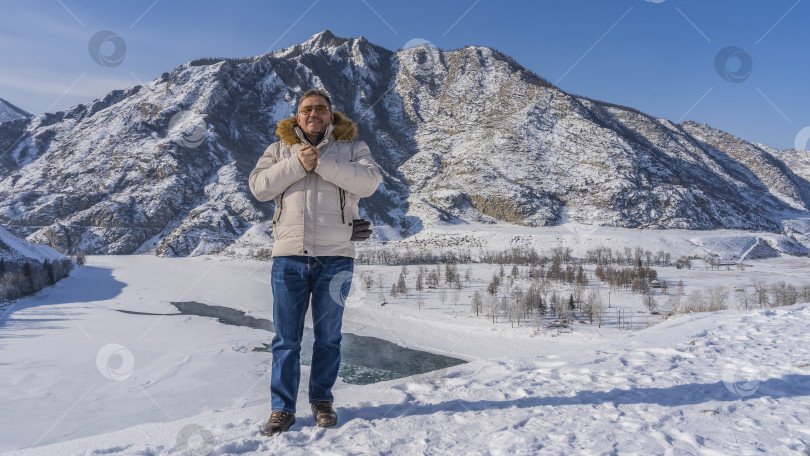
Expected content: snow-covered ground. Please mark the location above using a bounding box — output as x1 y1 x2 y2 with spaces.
2 227 810 455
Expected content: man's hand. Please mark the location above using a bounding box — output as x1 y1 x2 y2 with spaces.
298 144 321 172
351 219 372 242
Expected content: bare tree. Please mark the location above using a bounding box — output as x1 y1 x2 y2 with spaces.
801 285 810 303
444 263 458 286
642 290 657 312
2 272 21 301
663 292 681 315
683 289 705 313
471 291 483 316
377 272 387 305
583 287 600 324
426 269 439 289
737 286 754 310
487 273 500 296
592 292 604 327
752 279 769 307
487 294 499 323
396 271 408 296
501 295 511 325
707 285 729 311
771 281 798 307
507 288 523 327
361 271 375 290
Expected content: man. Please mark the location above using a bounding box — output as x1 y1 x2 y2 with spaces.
249 89 382 436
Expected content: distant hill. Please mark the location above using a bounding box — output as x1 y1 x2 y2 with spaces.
0 30 809 256
0 98 32 124
0 225 63 264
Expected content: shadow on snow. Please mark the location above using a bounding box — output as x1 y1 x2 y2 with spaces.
337 374 810 425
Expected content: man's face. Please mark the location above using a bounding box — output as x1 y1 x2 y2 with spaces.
296 95 332 137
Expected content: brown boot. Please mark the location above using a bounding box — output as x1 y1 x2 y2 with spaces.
261 410 295 436
310 401 338 427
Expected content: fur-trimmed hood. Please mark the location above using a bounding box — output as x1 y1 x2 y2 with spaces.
275 111 358 145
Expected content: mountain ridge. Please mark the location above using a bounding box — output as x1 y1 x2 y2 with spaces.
0 98 32 124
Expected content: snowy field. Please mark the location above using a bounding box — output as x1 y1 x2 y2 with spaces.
2 225 810 455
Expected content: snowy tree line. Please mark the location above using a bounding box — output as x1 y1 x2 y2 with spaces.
357 245 666 329
356 247 474 266
730 280 808 310
358 244 684 270
376 259 606 329
356 244 810 332
0 257 75 303
658 279 810 315
594 264 658 293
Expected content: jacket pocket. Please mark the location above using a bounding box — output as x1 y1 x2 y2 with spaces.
314 213 353 246
272 191 303 241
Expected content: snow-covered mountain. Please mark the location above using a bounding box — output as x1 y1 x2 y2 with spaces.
1 30 809 256
0 224 63 263
0 98 31 124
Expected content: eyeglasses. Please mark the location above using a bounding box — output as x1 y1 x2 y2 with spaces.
299 104 330 115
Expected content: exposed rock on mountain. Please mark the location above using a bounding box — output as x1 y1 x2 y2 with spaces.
0 30 808 256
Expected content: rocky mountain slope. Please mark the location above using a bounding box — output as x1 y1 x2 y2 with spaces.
0 98 31 124
0 224 63 264
1 30 808 256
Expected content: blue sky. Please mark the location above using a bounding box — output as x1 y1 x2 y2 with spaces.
1 0 808 150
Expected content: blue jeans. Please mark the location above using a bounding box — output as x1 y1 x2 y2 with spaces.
270 255 353 414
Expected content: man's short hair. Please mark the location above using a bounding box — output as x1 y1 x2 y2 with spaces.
299 89 332 110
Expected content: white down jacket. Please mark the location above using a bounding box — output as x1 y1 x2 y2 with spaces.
249 111 382 258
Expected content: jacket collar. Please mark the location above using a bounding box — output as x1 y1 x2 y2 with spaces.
275 111 358 146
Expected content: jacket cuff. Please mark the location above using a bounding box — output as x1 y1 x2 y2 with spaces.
286 152 309 178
